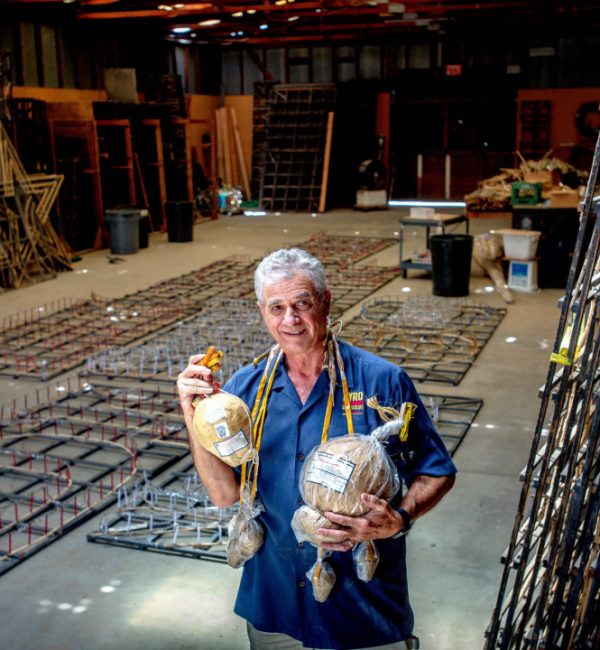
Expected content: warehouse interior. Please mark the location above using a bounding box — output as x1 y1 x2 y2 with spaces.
0 2 599 649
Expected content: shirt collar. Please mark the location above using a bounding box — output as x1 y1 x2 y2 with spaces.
269 338 355 391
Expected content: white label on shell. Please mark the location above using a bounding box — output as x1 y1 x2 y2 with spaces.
214 430 249 457
203 405 227 424
305 451 355 494
214 422 230 439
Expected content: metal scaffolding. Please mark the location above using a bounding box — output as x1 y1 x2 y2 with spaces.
485 134 600 649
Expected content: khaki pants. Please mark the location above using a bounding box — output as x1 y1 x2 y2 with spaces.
247 622 419 650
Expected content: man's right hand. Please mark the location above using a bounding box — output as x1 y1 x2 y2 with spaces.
176 353 221 421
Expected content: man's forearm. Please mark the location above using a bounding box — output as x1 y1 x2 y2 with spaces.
186 419 240 507
400 474 455 522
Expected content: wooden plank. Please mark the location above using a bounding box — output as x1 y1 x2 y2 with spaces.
219 107 233 185
210 118 219 220
318 111 335 213
215 109 225 183
230 107 251 199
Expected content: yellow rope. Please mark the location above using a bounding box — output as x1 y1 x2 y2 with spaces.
240 347 283 506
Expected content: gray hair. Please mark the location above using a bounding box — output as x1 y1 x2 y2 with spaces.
255 248 328 303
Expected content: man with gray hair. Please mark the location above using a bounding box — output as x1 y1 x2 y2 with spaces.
177 247 456 650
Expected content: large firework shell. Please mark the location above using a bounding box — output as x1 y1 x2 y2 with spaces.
300 434 400 516
192 392 253 467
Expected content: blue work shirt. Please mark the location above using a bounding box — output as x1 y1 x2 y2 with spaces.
224 340 456 650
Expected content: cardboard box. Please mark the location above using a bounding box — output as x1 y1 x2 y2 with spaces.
549 187 579 208
523 170 556 190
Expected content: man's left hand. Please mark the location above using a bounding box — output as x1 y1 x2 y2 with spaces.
315 493 404 552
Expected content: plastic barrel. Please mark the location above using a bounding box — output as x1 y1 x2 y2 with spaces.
104 209 142 255
165 200 194 242
430 233 474 297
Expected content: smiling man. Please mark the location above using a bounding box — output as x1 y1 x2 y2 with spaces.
177 247 456 650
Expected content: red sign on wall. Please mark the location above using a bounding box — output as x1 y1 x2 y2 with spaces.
445 64 463 77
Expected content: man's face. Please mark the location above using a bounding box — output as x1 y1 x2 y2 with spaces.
258 274 330 357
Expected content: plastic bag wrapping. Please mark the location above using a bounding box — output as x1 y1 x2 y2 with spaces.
353 540 380 582
226 495 265 568
307 554 336 603
291 504 342 545
300 434 400 517
191 391 253 467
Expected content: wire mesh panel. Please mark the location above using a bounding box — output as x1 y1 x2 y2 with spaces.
0 258 257 380
88 461 237 562
86 393 480 563
296 231 397 266
258 85 337 213
342 296 506 384
0 373 190 575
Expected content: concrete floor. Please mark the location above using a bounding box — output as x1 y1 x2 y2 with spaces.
0 209 562 650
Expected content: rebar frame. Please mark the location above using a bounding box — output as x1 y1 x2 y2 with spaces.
341 296 506 384
0 236 398 380
485 131 600 649
88 461 237 563
297 231 397 266
86 393 481 563
0 372 192 575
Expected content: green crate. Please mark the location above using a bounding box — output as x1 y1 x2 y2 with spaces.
511 182 542 205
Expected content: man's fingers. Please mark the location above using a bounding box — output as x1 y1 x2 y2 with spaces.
314 527 348 541
318 539 355 552
323 511 357 527
360 492 388 510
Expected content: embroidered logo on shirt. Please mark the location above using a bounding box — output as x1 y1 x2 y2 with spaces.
344 391 364 415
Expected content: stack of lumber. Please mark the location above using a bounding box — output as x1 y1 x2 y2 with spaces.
465 151 588 212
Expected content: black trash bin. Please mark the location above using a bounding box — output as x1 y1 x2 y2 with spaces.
165 200 194 242
136 208 150 249
430 233 473 297
105 208 142 255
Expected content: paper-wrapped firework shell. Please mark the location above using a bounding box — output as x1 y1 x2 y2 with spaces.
291 505 342 545
307 558 336 603
192 392 252 468
226 509 264 568
301 434 399 516
353 540 380 582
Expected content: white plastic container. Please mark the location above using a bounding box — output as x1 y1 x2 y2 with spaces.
494 228 541 260
508 259 539 292
409 207 435 219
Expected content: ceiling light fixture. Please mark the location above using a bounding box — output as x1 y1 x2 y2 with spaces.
198 18 221 26
172 26 192 33
246 9 256 14
173 3 185 8
259 23 269 30
232 11 244 17
158 4 174 10
275 0 287 5
288 15 299 21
